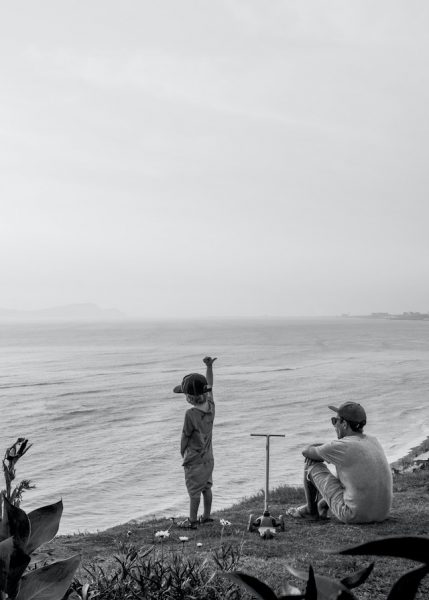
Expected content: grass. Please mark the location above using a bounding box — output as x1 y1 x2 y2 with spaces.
44 465 429 599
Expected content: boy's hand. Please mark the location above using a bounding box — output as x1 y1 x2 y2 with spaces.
203 356 217 366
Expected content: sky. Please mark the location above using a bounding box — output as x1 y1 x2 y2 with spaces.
1 1 428 318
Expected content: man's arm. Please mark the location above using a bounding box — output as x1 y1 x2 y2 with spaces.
302 443 324 462
203 356 217 388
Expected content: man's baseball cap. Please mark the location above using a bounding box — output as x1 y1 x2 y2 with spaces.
173 373 210 396
328 402 367 423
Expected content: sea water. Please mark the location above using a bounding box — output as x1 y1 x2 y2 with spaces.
1 317 428 534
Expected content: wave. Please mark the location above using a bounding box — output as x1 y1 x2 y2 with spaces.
0 381 67 390
57 389 107 397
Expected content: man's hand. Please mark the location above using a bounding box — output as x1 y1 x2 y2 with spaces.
203 356 217 366
302 444 324 461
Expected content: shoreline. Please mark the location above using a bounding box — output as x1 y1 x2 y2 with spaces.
390 435 429 472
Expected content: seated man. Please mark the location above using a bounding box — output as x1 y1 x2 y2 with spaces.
288 402 392 523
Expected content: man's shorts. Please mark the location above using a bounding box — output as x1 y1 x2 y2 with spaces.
184 460 214 499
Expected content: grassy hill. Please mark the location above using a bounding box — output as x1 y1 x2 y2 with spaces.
45 465 429 600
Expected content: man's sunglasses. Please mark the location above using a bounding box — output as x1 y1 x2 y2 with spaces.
331 416 342 425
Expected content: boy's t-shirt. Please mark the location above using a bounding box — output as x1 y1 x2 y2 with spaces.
316 433 393 522
181 391 215 466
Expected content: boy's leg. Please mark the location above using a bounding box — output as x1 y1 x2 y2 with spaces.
202 486 212 519
190 496 200 523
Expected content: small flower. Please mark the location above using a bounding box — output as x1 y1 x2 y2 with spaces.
196 542 203 547
220 519 231 527
127 530 132 537
155 530 170 539
179 536 189 542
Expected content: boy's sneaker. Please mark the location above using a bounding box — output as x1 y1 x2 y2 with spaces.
178 519 198 529
199 516 214 524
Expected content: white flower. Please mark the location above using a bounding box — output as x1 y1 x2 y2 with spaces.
196 542 203 547
155 530 170 539
220 519 231 527
179 536 189 542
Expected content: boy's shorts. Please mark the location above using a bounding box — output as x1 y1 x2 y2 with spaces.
184 459 214 499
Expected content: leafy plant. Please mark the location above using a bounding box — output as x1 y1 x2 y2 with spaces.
222 562 373 600
336 535 429 600
2 439 35 508
0 439 80 600
72 541 248 600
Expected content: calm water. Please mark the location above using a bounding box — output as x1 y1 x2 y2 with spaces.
1 317 428 534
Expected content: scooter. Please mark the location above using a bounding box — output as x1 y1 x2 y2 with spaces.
248 433 286 539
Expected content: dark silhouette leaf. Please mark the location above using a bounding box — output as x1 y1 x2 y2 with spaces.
8 543 31 599
304 565 317 600
286 564 355 600
386 565 429 600
337 536 429 564
0 497 30 550
279 581 304 597
27 501 63 554
222 571 278 600
0 537 14 593
341 563 374 589
16 554 81 600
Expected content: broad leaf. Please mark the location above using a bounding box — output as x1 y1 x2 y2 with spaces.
0 537 14 593
341 563 374 589
386 565 429 600
16 554 81 600
286 564 355 600
222 571 278 600
304 565 318 600
0 498 30 550
337 536 429 564
7 544 31 600
27 501 63 554
279 581 303 596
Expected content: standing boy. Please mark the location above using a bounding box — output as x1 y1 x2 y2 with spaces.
173 356 217 529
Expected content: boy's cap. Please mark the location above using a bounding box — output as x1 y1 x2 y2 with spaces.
173 373 209 396
328 402 367 423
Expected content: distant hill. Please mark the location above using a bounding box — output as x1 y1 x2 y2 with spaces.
0 303 125 321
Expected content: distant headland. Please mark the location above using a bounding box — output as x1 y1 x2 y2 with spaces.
341 311 429 321
0 303 125 321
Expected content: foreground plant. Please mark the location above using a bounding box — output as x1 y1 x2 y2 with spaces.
0 439 80 600
2 438 34 507
74 542 244 600
337 535 429 600
223 562 373 600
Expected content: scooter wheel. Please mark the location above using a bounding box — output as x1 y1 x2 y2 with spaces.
247 514 255 532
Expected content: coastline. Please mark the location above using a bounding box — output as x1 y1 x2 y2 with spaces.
390 435 429 472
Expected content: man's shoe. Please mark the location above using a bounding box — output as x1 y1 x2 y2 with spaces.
286 505 319 521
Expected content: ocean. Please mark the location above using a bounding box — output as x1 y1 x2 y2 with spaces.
1 317 428 535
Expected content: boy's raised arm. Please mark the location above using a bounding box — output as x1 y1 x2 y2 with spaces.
203 356 217 388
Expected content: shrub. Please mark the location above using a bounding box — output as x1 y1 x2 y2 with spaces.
0 438 80 600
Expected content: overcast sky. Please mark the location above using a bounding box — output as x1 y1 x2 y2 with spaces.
1 1 428 318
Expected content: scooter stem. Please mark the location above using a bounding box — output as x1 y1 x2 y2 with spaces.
251 433 285 513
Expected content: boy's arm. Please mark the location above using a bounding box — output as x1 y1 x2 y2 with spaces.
203 356 217 388
181 413 192 457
